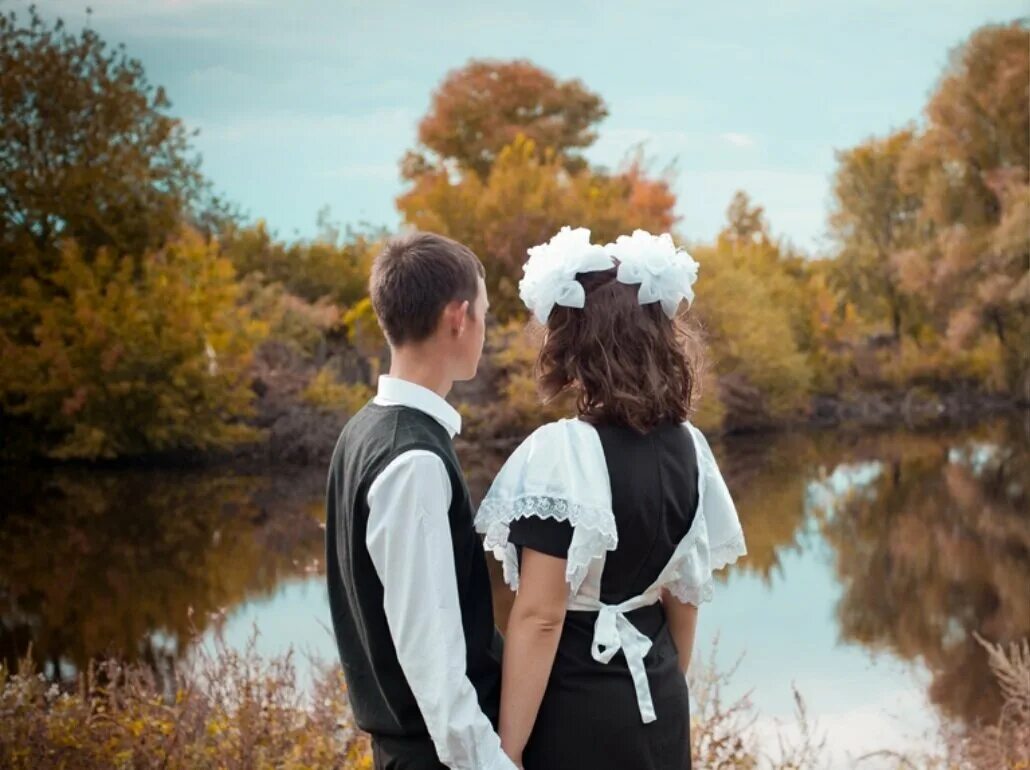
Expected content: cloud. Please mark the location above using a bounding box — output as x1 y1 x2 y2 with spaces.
44 0 264 16
722 132 757 148
187 65 259 90
590 129 761 169
587 128 693 168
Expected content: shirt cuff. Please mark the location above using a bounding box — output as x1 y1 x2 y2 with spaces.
484 745 519 770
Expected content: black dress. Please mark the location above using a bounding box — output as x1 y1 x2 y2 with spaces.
476 417 746 770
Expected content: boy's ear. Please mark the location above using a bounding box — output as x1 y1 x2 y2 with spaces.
442 299 469 336
454 300 470 335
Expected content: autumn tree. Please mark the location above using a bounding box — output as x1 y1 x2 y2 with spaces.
897 22 1029 391
407 59 608 180
723 190 768 244
0 11 264 459
0 230 265 459
220 219 380 307
829 129 924 342
0 7 227 282
691 193 813 427
398 135 676 320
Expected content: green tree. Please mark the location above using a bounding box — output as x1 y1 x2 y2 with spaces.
723 190 768 244
0 7 227 282
690 193 814 426
692 246 812 426
221 220 380 307
0 8 249 459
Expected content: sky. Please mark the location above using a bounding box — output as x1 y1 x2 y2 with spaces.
23 0 1030 253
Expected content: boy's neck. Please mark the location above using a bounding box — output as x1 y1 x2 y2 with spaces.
388 347 454 399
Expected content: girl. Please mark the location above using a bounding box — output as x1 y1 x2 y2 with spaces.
475 227 747 770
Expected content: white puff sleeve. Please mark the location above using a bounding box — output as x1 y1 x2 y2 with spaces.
474 419 618 593
657 423 748 606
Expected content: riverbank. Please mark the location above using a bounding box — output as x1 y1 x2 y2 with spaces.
223 384 1025 471
3 384 1020 474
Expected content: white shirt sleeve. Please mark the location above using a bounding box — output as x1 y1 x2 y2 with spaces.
366 450 517 770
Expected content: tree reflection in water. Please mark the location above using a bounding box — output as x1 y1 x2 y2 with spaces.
0 467 326 687
808 419 1029 729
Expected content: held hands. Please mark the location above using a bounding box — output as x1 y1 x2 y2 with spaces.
502 743 523 769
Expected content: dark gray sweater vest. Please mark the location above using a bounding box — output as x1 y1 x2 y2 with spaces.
325 402 501 739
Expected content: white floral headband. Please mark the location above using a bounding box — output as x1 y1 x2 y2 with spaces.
518 226 699 324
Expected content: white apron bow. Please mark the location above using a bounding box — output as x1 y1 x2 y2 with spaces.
589 600 658 723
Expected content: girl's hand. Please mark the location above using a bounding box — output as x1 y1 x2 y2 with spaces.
502 745 523 769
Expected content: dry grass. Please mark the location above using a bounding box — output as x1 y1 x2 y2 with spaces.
689 637 827 770
940 633 1030 770
1 630 1025 769
0 633 371 770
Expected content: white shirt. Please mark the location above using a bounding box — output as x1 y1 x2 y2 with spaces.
366 375 516 770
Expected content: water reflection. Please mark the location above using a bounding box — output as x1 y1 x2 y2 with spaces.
0 467 325 681
810 420 1029 727
0 419 1026 738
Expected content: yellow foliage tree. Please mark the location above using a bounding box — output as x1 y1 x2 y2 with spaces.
691 193 814 426
899 22 1029 393
221 220 380 307
828 22 1029 395
0 230 265 459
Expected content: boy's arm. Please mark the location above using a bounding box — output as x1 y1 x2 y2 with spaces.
366 450 517 770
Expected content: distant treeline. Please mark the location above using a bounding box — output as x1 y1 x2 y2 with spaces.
1 7 1026 461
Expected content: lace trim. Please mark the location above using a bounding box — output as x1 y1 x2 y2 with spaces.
663 528 747 606
476 495 618 593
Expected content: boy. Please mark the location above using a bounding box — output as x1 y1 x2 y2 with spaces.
326 232 516 770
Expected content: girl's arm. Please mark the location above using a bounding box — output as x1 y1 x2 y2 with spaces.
661 588 699 674
498 548 569 767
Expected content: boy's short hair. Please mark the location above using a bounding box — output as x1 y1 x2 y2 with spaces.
369 231 485 346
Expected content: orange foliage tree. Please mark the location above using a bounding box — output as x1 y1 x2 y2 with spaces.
828 22 1029 395
398 60 675 321
898 22 1029 393
399 134 676 320
408 59 608 179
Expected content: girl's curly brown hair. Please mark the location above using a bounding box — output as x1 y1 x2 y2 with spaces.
536 267 703 433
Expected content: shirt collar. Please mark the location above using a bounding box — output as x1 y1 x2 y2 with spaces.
375 375 462 438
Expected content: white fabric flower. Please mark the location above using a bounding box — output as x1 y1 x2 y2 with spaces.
519 227 615 324
605 230 700 318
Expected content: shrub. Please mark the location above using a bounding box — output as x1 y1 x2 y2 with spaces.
0 230 265 459
302 368 373 415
